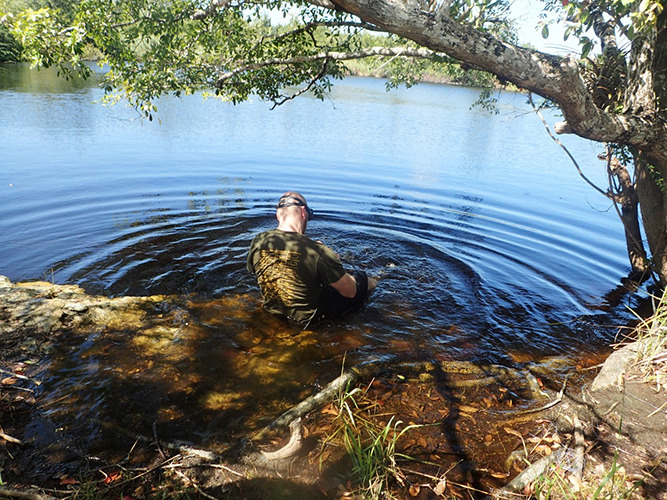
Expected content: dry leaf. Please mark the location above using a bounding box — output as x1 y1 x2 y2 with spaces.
409 484 421 496
1 377 18 386
504 427 523 438
321 404 338 416
459 405 478 414
103 471 121 484
434 478 447 496
535 444 552 455
60 477 79 485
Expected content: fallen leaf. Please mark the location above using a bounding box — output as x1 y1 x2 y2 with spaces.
536 444 552 455
458 405 478 414
504 427 523 438
60 477 79 485
1 377 18 386
434 478 447 496
321 404 338 416
103 471 121 484
409 484 420 496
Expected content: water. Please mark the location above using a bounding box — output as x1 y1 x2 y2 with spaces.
0 63 639 451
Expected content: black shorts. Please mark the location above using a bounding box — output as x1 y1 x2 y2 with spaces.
321 270 369 320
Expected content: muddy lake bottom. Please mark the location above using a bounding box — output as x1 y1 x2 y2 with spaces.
1 277 666 499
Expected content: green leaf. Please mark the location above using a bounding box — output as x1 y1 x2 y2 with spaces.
541 24 549 39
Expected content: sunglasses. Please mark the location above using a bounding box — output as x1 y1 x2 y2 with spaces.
277 196 314 219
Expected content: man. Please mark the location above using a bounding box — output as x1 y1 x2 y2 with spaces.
247 191 376 325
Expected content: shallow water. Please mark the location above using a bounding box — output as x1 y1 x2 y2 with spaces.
0 63 641 452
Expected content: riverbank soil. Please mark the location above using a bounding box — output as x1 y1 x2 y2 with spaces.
1 276 666 499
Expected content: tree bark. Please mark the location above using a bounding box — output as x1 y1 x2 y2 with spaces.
608 158 649 280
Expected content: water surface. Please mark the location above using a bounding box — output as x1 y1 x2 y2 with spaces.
0 63 640 450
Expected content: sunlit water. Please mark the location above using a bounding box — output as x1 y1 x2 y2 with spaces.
0 63 641 452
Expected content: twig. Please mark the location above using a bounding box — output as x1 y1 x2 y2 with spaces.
107 454 182 489
216 47 440 87
572 416 585 491
0 430 22 444
528 93 607 197
252 367 363 441
0 368 41 386
647 399 667 418
153 421 166 459
162 462 245 478
516 375 569 415
0 488 53 500
401 468 491 496
173 470 221 500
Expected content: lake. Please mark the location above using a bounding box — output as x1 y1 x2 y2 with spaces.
0 63 641 454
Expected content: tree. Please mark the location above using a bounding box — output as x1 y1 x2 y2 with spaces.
2 0 666 284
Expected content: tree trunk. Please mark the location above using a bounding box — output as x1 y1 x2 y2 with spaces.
608 158 649 281
636 153 667 286
635 8 667 286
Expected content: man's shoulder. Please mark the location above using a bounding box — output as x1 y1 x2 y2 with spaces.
253 229 316 243
250 229 321 251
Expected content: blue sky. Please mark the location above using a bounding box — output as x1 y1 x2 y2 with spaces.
512 0 581 55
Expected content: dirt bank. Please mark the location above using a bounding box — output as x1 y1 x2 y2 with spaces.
1 276 665 499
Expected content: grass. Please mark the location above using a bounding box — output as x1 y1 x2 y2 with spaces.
629 288 667 391
325 379 422 500
529 451 644 500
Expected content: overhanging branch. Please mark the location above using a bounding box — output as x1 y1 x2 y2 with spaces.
215 46 441 87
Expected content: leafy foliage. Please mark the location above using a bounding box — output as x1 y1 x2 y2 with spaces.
1 0 516 115
0 22 20 60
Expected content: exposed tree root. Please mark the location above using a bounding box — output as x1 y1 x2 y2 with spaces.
0 487 53 500
259 418 303 461
493 449 567 498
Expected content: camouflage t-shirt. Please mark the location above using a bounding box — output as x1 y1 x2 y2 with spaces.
246 229 346 322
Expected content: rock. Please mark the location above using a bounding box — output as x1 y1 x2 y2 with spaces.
590 342 639 391
64 302 89 314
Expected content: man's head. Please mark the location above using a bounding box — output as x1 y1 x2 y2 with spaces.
276 191 313 233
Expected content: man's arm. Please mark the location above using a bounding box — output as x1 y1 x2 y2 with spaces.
330 273 357 298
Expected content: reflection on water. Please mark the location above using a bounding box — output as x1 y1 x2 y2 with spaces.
0 63 642 462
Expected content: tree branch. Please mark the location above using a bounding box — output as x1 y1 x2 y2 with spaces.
215 46 440 86
269 59 331 108
528 94 608 197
